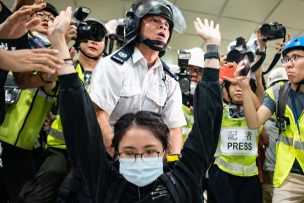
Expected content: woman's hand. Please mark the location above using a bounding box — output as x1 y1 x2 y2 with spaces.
48 6 72 46
234 60 251 90
194 18 221 45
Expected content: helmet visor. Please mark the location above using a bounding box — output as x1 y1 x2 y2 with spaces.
131 0 186 34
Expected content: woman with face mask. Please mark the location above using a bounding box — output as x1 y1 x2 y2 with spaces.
48 7 223 203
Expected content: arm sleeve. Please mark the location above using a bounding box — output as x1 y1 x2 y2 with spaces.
262 93 276 115
173 68 223 197
89 59 123 115
59 73 110 201
162 80 186 128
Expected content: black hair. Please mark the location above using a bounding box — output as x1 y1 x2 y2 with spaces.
43 3 58 17
112 111 169 152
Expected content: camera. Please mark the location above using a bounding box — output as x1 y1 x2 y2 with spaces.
259 22 286 41
227 37 255 63
176 50 194 107
177 50 191 94
73 7 106 42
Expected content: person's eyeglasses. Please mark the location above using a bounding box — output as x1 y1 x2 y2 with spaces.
35 11 55 22
187 67 202 76
281 54 304 65
118 150 162 163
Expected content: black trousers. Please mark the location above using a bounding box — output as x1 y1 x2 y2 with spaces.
18 147 69 203
207 164 262 203
0 141 36 203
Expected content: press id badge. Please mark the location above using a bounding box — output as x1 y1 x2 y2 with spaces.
220 128 258 155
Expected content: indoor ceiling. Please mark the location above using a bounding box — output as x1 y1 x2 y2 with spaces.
4 0 304 70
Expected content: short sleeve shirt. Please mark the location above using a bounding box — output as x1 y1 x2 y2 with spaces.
90 47 186 128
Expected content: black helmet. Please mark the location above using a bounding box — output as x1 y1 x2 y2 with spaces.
84 19 107 42
124 0 186 53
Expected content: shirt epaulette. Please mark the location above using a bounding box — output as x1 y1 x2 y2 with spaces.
110 45 134 65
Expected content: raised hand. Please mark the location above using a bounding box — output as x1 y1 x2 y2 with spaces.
0 3 46 39
234 60 251 90
194 18 221 45
48 6 72 45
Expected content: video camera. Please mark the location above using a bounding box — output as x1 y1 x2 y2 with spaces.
259 22 286 41
73 7 106 42
176 50 194 107
177 50 191 94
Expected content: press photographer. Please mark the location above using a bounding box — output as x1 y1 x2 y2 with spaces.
177 47 204 139
177 47 204 108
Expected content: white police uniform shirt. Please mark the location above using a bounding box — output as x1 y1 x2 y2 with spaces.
90 47 186 128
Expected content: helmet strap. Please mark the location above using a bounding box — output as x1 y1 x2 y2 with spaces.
138 35 168 52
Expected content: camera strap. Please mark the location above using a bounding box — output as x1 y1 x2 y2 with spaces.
262 53 282 75
275 83 290 135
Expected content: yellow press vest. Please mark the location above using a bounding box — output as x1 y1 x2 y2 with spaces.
266 85 304 187
182 104 193 142
214 104 259 177
0 88 55 150
47 63 85 149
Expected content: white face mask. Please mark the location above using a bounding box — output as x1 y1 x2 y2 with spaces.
119 157 163 187
190 81 197 95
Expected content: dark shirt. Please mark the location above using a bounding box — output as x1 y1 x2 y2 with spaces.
58 68 223 203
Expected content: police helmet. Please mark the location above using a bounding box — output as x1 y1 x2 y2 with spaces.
124 0 186 49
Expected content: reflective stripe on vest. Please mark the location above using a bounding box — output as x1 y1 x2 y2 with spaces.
214 157 257 176
0 88 54 150
48 127 64 140
278 136 304 150
214 104 259 177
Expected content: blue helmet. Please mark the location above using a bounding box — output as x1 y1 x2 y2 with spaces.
282 36 304 57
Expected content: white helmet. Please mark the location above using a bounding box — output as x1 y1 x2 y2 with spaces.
267 67 288 88
184 47 204 69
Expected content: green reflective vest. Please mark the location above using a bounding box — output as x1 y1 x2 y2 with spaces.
182 104 193 142
214 104 259 177
266 85 304 187
0 88 55 150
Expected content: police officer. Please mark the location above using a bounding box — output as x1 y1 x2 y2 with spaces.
90 0 187 155
236 36 304 202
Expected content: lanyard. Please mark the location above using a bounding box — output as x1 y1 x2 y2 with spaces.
290 89 301 136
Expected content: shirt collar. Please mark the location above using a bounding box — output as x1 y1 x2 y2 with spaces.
132 47 162 71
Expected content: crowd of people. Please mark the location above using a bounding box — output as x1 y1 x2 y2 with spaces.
0 0 303 203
